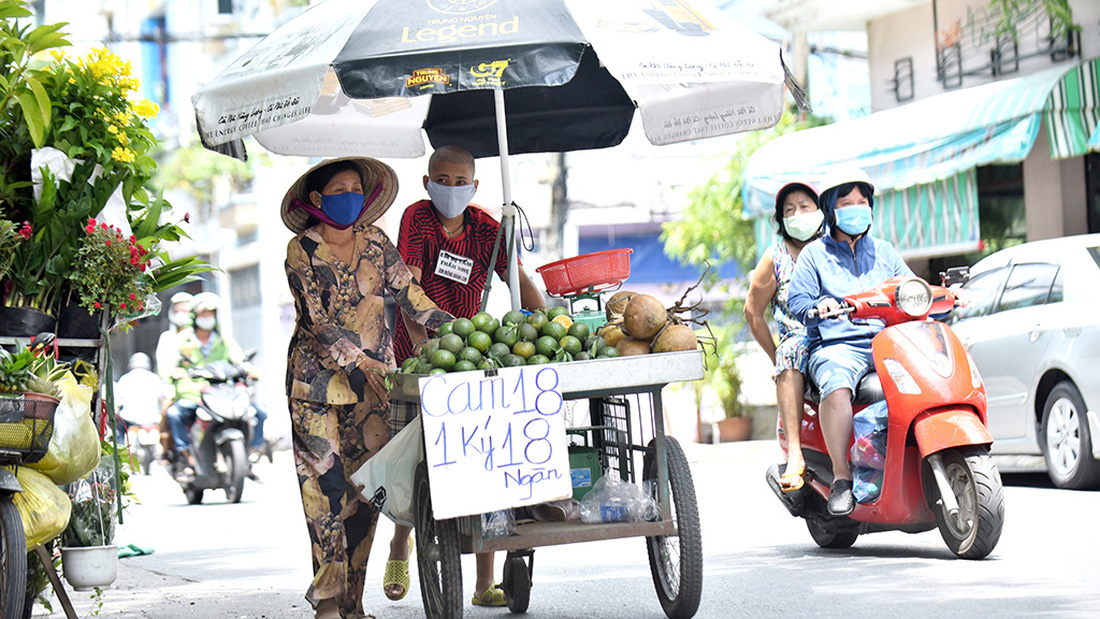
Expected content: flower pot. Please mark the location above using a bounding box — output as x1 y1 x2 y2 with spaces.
61 545 118 591
716 416 753 442
0 306 56 337
57 300 103 339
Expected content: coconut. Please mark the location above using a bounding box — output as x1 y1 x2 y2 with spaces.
651 323 698 353
598 322 626 347
622 294 668 340
615 336 651 356
605 290 637 320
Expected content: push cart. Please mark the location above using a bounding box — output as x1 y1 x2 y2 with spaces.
390 349 705 619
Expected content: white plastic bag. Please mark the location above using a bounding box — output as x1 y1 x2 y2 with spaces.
350 416 422 527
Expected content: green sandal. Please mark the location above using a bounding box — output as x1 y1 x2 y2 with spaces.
472 583 506 607
383 537 413 601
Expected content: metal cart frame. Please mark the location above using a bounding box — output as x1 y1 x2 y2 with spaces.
391 350 705 619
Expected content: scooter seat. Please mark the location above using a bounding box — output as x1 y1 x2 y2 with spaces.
804 372 885 406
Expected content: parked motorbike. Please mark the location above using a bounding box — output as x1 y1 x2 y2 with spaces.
175 360 256 505
766 271 1005 559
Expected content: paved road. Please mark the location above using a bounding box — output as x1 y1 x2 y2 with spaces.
37 440 1100 618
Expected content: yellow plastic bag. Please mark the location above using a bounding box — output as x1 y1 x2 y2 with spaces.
27 373 101 485
11 467 72 551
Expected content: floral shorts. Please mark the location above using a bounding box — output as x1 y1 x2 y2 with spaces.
773 331 811 380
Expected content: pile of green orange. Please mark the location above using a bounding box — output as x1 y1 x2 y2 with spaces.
400 307 621 375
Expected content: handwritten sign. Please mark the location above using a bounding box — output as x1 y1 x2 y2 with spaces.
419 366 573 519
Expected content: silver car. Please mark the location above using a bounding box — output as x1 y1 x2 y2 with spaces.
948 234 1100 489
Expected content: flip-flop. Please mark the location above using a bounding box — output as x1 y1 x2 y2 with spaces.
174 466 195 484
779 463 806 493
383 537 413 601
472 583 506 607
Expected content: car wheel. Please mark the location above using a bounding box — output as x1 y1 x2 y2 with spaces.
1042 381 1100 490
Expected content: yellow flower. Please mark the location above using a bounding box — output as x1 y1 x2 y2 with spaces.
49 49 65 61
111 147 135 163
114 111 131 125
116 132 130 146
107 125 118 134
132 99 159 119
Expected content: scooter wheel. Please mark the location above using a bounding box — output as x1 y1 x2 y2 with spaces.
931 447 1004 559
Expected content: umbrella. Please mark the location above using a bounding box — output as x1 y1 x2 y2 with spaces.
192 0 801 308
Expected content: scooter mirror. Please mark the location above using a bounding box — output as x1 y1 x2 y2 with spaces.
940 266 969 287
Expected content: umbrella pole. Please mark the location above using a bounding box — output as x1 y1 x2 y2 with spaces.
494 89 522 311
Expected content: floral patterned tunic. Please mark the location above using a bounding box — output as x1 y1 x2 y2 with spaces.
285 223 451 404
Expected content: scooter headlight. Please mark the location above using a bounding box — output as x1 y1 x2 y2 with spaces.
883 358 922 394
965 350 983 389
895 278 933 317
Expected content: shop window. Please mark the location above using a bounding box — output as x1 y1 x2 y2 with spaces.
996 263 1058 312
976 164 1026 248
1086 154 1100 234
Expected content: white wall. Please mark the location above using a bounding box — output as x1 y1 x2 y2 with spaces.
866 0 1100 112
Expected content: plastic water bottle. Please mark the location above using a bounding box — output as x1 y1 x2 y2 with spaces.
600 497 627 523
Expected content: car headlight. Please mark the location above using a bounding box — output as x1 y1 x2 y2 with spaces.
895 278 933 317
883 358 922 394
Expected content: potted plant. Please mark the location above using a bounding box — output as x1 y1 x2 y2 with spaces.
60 456 123 591
706 325 754 442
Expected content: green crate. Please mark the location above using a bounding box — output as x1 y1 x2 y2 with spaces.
568 445 602 501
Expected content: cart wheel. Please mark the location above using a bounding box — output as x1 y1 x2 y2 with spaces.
643 437 702 619
414 461 462 619
502 551 532 613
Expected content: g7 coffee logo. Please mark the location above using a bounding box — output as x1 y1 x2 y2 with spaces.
427 0 498 15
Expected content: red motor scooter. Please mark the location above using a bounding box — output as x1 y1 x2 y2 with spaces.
766 272 1005 559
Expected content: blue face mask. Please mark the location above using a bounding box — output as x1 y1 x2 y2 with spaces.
834 204 873 236
320 192 365 229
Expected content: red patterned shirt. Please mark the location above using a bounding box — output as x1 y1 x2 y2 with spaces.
393 200 511 363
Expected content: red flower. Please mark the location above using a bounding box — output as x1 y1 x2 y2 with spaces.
87 218 96 226
105 239 111 247
94 302 101 310
129 235 137 243
129 292 136 300
85 225 95 233
129 257 138 265
100 222 108 230
120 302 127 310
184 212 190 223
18 221 32 239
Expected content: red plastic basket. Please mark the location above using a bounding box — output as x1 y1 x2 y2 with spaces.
536 248 633 296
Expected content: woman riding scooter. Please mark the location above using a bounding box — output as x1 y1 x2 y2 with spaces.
786 166 913 515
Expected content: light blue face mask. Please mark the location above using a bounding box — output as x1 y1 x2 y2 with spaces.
320 192 366 229
426 180 476 219
834 204 873 236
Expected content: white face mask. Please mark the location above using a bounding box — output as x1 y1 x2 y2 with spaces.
194 316 217 331
783 210 824 242
426 180 476 219
170 311 191 328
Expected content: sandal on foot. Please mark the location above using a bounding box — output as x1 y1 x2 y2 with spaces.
383 537 413 601
174 466 195 484
471 583 506 607
778 463 805 493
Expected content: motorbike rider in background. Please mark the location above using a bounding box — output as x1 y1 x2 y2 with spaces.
115 352 164 437
155 291 194 461
786 166 914 516
164 292 253 483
